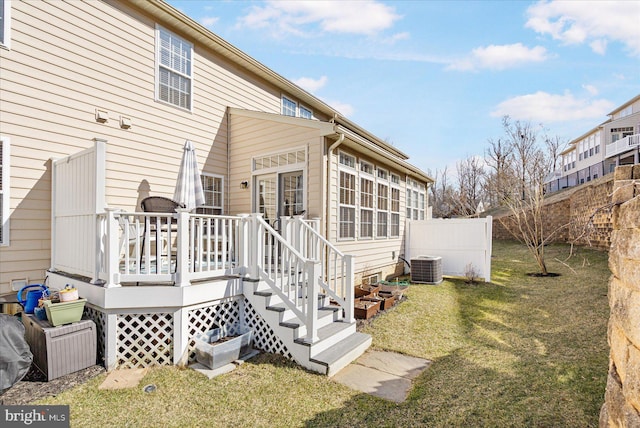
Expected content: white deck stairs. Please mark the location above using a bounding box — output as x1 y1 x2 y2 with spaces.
244 279 371 376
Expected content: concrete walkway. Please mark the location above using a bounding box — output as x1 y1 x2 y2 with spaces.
332 350 431 403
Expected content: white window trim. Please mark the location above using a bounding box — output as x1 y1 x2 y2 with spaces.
1 0 11 50
282 95 297 117
359 176 374 240
376 181 389 238
155 25 193 111
1 136 10 246
299 104 313 119
200 173 224 214
338 150 356 170
338 156 356 241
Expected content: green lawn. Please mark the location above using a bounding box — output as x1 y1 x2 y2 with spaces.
38 240 610 427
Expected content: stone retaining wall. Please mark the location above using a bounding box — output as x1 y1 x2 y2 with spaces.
600 166 640 427
493 173 614 249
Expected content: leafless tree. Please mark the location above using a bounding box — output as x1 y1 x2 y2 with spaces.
485 137 514 206
427 167 456 218
498 118 570 275
455 156 486 216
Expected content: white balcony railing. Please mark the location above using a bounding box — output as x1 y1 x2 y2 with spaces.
605 134 640 158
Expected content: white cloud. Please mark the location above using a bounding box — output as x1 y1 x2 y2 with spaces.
326 100 355 117
490 91 615 122
237 0 401 37
447 43 550 71
525 0 640 56
582 84 598 96
200 16 219 27
292 76 328 93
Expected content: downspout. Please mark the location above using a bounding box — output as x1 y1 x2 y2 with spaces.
326 132 345 241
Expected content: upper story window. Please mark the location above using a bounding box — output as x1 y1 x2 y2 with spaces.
377 168 388 180
1 0 11 49
157 26 192 110
282 96 297 117
611 127 634 143
0 136 9 246
197 174 223 215
299 105 313 119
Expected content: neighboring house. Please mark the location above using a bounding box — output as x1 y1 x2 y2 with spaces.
0 0 432 374
546 94 640 192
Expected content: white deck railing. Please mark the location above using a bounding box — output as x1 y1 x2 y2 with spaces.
98 209 240 286
282 217 354 323
605 134 640 158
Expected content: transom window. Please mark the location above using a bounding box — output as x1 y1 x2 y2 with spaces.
360 161 374 175
339 152 356 169
157 26 192 110
254 149 306 171
377 168 388 180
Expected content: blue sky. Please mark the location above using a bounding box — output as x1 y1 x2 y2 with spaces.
167 0 640 175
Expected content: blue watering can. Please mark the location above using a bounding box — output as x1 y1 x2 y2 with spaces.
17 284 48 314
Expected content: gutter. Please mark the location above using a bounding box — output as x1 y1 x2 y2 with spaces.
326 133 345 241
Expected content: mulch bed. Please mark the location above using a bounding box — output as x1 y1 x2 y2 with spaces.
0 364 106 405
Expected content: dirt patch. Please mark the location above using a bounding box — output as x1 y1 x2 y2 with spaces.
0 364 105 405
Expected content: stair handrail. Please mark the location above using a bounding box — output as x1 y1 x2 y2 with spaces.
282 216 354 323
249 214 320 342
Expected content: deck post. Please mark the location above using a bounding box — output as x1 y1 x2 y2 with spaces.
173 307 190 365
104 312 119 370
175 209 190 287
305 260 320 343
344 254 355 323
236 214 250 277
103 208 121 287
249 214 261 280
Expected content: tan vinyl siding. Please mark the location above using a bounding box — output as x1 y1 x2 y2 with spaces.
0 0 311 292
228 113 326 216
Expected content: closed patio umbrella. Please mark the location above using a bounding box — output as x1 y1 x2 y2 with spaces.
173 140 205 211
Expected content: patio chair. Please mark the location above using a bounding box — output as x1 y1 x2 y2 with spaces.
139 197 185 277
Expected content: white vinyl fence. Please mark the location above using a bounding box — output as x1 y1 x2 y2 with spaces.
406 216 492 282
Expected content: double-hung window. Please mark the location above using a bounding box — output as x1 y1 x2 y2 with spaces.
360 177 374 239
407 179 426 221
198 174 223 215
339 153 356 239
0 136 9 246
157 26 192 110
376 182 388 238
390 187 400 237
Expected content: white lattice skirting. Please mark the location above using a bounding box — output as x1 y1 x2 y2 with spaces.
84 297 292 369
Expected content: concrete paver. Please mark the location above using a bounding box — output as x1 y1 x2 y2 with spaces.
98 368 148 390
332 350 431 402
